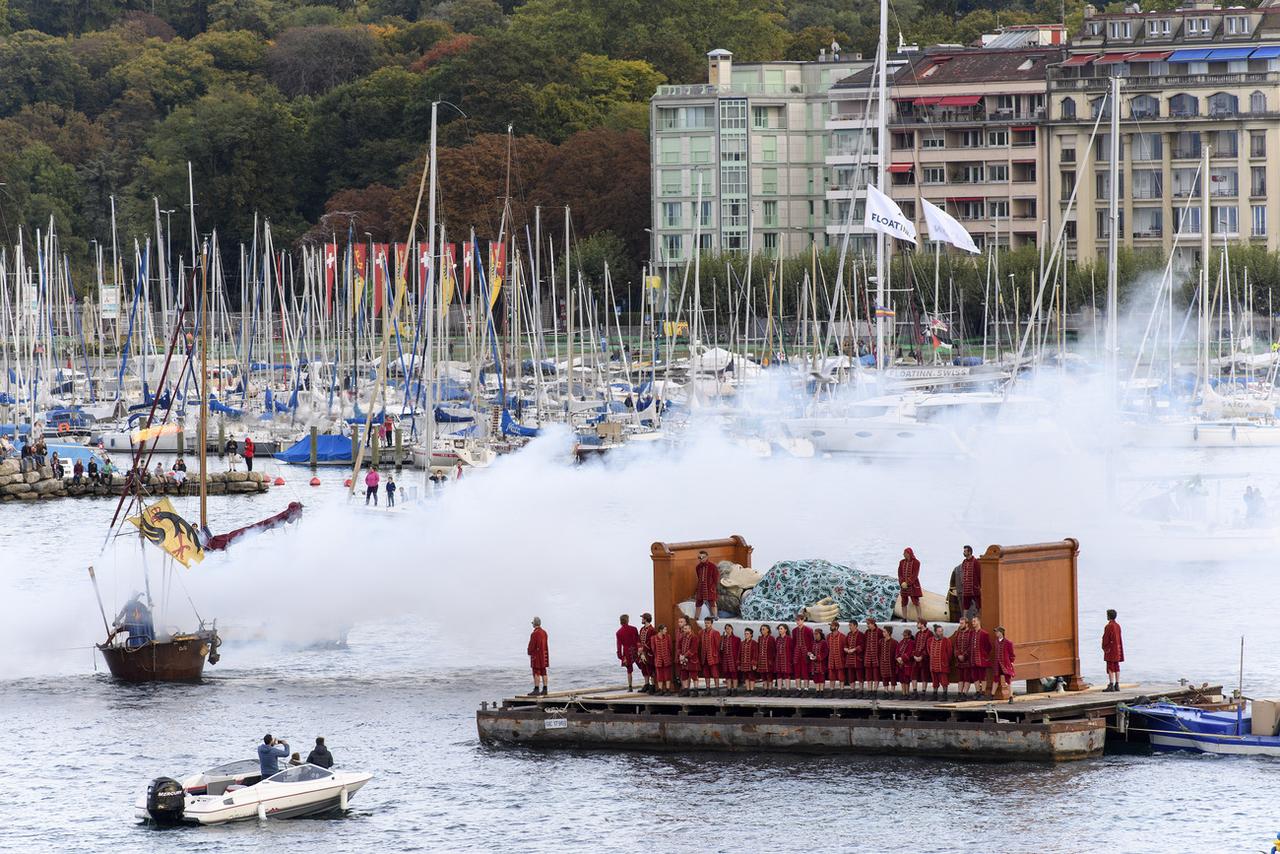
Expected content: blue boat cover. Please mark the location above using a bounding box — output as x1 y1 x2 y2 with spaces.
501 409 540 438
274 434 354 464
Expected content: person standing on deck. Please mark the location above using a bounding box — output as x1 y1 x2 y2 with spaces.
774 624 794 695
615 614 639 692
527 617 549 696
636 613 656 693
364 466 380 505
862 618 881 698
242 435 255 472
927 624 954 701
952 617 972 697
989 627 1016 698
257 735 289 778
958 545 981 616
677 622 700 696
811 629 828 693
879 626 897 693
845 621 865 697
653 625 674 694
826 620 846 697
969 616 993 699
912 618 931 699
693 550 718 621
792 611 815 691
1102 609 1125 692
306 737 333 769
757 625 775 694
699 617 721 693
719 624 740 694
739 628 757 692
895 629 916 698
898 547 922 622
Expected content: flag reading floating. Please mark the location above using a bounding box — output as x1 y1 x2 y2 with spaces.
921 198 980 254
863 185 917 245
128 497 205 568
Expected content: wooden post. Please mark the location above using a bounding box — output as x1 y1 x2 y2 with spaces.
371 431 381 466
176 428 185 457
217 420 225 458
351 423 360 467
309 425 318 469
394 427 403 470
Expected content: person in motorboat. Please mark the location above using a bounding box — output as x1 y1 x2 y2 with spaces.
306 737 333 769
288 752 303 767
257 735 289 778
112 594 155 648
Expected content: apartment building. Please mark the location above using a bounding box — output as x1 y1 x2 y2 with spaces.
648 49 870 267
1047 0 1280 264
828 47 1060 252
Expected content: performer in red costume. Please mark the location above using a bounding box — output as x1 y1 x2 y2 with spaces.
699 617 721 692
989 626 1016 698
677 623 700 695
826 620 846 695
527 616 549 696
774 624 794 694
951 617 972 697
653 624 674 694
862 618 881 697
959 545 981 616
740 627 758 692
693 550 718 621
969 616 993 699
757 625 775 693
615 614 639 692
792 612 816 690
911 618 931 699
926 623 954 701
636 613 656 694
895 629 916 697
812 629 828 691
1102 609 1125 692
897 547 923 621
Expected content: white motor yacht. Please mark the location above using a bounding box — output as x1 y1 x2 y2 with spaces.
136 760 373 825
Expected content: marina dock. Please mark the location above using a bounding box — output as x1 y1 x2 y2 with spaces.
0 460 273 502
477 683 1219 762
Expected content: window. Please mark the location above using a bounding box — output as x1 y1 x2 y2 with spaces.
1061 170 1076 200
957 163 985 183
761 135 777 163
699 200 712 227
989 199 1010 219
1214 130 1239 157
658 108 679 130
720 135 746 163
1096 210 1124 238
1061 97 1076 120
1132 208 1163 238
751 106 769 129
923 166 946 184
1091 97 1110 119
1172 131 1201 159
721 165 746 195
960 130 983 148
1175 205 1201 234
762 232 779 257
1108 20 1132 38
1172 167 1201 198
720 99 747 131
1227 15 1250 35
1208 92 1239 117
1252 166 1266 197
1251 131 1266 158
1169 94 1198 117
1251 91 1267 113
957 200 984 220
1095 171 1124 198
988 163 1009 182
1132 170 1163 200
721 200 746 228
1253 204 1267 236
663 234 683 259
698 233 713 252
762 200 778 226
662 202 682 228
1089 22 1102 36
922 135 945 149
1132 133 1162 161
760 167 777 194
1186 17 1211 35
659 138 681 164
1148 19 1170 36
996 94 1015 111
1095 133 1123 162
690 137 711 164
1209 167 1238 197
1062 147 1076 164
661 170 681 195
987 129 1009 147
1130 95 1159 119
1212 205 1238 235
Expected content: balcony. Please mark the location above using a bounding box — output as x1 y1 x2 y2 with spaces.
1048 70 1280 94
890 109 1044 127
654 83 822 98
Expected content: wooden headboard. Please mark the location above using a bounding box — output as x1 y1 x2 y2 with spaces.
650 536 753 631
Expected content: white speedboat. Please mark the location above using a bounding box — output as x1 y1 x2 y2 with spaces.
136 760 372 825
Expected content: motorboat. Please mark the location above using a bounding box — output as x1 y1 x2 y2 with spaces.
136 760 373 824
1121 700 1280 757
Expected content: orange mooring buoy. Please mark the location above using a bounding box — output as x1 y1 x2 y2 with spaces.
344 478 352 488
274 476 286 486
309 476 321 487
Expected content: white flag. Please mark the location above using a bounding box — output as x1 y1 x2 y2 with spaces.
921 198 980 254
863 184 917 245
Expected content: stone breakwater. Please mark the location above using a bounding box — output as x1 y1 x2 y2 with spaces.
0 459 272 501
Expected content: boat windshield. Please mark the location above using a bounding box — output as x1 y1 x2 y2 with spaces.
264 764 333 784
203 759 261 777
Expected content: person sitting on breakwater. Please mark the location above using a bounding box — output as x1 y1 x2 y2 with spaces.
0 435 12 459
154 461 165 480
257 735 289 778
50 452 63 479
527 616 549 696
171 458 187 489
306 736 333 769
72 459 84 484
19 442 32 473
32 439 46 467
86 458 99 484
364 466 380 506
101 458 115 483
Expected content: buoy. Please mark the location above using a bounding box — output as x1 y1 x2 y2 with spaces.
309 476 321 487
257 802 266 821
339 785 348 811
344 478 352 488
274 476 285 486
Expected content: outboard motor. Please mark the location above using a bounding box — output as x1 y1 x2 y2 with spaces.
146 777 186 823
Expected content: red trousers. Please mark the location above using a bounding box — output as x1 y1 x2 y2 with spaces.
704 665 721 679
962 594 980 613
1106 660 1121 673
656 665 672 681
930 671 950 688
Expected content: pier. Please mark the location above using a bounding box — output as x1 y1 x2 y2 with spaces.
477 683 1219 762
0 459 272 502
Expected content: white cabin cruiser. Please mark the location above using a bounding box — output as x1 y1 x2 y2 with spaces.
136 760 372 825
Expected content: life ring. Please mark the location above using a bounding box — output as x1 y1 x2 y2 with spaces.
57 423 70 434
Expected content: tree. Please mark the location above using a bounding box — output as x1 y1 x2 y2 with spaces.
207 0 282 36
192 29 267 72
431 133 554 238
303 183 403 243
571 231 631 300
785 25 849 61
112 38 216 112
266 25 378 96
427 0 505 33
0 30 89 117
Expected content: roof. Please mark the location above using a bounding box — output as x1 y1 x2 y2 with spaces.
892 48 1062 86
706 48 733 58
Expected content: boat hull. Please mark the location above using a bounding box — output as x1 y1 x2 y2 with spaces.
98 631 217 683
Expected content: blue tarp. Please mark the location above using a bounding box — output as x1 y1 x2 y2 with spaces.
501 410 540 438
210 399 244 417
434 405 476 423
274 434 354 464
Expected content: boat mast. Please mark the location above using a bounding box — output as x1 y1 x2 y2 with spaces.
1200 142 1211 391
1104 75 1119 404
874 0 888 371
424 100 438 478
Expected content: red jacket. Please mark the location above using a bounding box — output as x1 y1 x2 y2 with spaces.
1102 621 1125 663
827 630 846 669
969 628 992 668
694 560 718 602
616 624 639 662
700 628 722 666
653 632 673 667
898 549 922 597
719 632 740 672
527 627 549 669
739 638 758 673
926 634 953 673
993 637 1016 678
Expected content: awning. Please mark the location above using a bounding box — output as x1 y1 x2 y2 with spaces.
1251 46 1280 59
1169 48 1214 62
1011 126 1036 132
887 163 914 173
1095 52 1132 64
913 96 943 106
1125 50 1172 61
946 196 983 202
1061 53 1098 67
938 95 982 107
1206 47 1254 61
1013 159 1036 164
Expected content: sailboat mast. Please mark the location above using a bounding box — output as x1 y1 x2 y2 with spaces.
1200 143 1211 388
1105 75 1119 401
199 242 209 530
874 0 888 370
424 101 439 472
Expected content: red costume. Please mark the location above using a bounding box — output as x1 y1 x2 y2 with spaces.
895 636 916 687
694 559 718 611
960 555 981 612
700 627 722 678
1102 620 1124 672
926 633 953 687
757 634 775 678
951 625 972 681
827 629 846 685
774 634 794 677
653 632 673 682
912 629 930 678
898 548 922 607
992 636 1016 680
813 641 828 684
792 624 815 680
846 627 865 683
969 626 992 672
720 631 741 678
862 624 881 679
677 631 700 682
739 637 758 676
527 626 549 677
879 633 896 686
615 624 639 673
637 624 656 678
